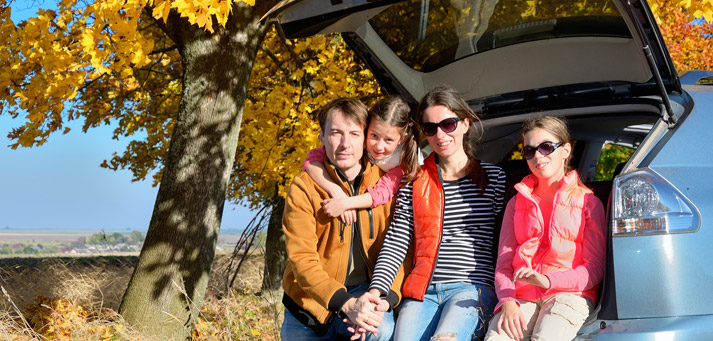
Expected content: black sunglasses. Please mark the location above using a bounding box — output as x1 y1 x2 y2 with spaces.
422 117 463 137
522 141 564 160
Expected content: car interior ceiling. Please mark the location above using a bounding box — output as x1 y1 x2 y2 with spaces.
481 111 659 212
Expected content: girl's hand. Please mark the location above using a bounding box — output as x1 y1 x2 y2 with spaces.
513 267 551 289
322 198 348 220
497 301 527 340
340 209 357 225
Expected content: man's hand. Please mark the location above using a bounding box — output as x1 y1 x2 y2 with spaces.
341 291 386 338
345 290 390 340
496 300 527 340
513 267 550 289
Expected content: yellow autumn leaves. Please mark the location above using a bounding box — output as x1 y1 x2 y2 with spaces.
151 0 247 33
4 0 713 209
3 0 381 206
231 29 381 207
1 0 155 148
654 0 713 22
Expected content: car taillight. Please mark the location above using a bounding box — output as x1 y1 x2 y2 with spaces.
612 168 700 236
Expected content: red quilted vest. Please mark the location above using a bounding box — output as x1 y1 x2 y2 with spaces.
402 153 444 300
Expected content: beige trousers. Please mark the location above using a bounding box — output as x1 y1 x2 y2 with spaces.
484 294 593 341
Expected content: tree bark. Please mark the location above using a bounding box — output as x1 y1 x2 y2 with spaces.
118 3 275 339
261 195 287 291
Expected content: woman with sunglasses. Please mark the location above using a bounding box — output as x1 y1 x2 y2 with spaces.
484 116 606 341
363 85 506 340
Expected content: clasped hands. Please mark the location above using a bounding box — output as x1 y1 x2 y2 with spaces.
341 289 389 341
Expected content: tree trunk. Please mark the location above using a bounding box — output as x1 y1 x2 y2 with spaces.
119 3 274 339
261 195 287 291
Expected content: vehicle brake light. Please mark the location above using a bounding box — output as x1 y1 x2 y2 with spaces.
612 168 700 236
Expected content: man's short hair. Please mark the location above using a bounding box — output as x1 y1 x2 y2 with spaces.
317 98 368 133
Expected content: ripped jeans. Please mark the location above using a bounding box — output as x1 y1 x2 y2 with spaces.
395 282 496 341
484 294 594 341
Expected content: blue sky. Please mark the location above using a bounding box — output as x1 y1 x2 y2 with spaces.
0 2 254 231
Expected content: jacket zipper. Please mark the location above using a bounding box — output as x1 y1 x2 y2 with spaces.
354 175 373 275
422 165 446 298
534 189 558 300
340 221 345 242
344 172 370 283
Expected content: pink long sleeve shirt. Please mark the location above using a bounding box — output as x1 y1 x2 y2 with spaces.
303 146 403 207
493 170 606 313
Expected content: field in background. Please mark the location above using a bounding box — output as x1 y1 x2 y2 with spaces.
0 229 244 257
0 252 282 340
0 228 243 242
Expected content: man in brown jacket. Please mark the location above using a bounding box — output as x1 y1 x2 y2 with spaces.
281 98 406 340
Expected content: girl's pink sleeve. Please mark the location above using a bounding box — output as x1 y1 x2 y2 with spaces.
366 166 404 207
302 146 326 170
544 193 607 293
493 197 520 314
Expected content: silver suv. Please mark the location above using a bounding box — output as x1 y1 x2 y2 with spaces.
266 0 713 338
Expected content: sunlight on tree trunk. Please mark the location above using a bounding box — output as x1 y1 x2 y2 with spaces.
118 4 269 339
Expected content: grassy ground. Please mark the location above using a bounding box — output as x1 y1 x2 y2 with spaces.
0 252 283 340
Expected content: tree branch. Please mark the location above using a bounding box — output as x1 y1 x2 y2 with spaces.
259 45 294 80
149 45 178 55
271 19 303 69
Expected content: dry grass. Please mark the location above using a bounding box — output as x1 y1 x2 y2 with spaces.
0 252 283 340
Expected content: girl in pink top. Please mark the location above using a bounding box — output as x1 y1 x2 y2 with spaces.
485 116 606 341
303 95 421 224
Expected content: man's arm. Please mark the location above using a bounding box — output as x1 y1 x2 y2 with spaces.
283 175 346 310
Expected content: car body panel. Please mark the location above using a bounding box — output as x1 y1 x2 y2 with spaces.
577 315 713 340
610 88 713 317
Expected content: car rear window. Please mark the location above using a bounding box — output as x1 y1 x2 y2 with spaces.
368 0 630 71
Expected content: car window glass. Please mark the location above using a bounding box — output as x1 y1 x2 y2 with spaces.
594 143 634 181
369 0 628 71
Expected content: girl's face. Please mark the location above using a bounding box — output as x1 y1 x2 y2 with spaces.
366 119 405 161
522 127 571 182
422 105 469 159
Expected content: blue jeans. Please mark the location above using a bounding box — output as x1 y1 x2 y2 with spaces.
395 282 496 341
281 281 395 341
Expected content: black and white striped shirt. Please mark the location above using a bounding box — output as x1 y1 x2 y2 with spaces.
370 162 506 294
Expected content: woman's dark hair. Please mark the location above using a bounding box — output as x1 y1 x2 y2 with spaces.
416 85 488 193
368 95 420 185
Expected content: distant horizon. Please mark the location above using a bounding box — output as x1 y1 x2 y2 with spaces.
0 226 245 234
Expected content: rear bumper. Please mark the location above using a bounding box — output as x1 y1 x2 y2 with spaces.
577 315 713 340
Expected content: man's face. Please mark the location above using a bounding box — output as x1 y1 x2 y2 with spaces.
319 110 365 178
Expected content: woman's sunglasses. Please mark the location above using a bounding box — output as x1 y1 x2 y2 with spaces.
422 117 463 137
522 141 564 160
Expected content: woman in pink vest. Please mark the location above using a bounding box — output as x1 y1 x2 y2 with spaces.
485 116 606 340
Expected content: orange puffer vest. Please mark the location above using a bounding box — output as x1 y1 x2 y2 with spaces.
401 153 443 300
511 170 598 302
